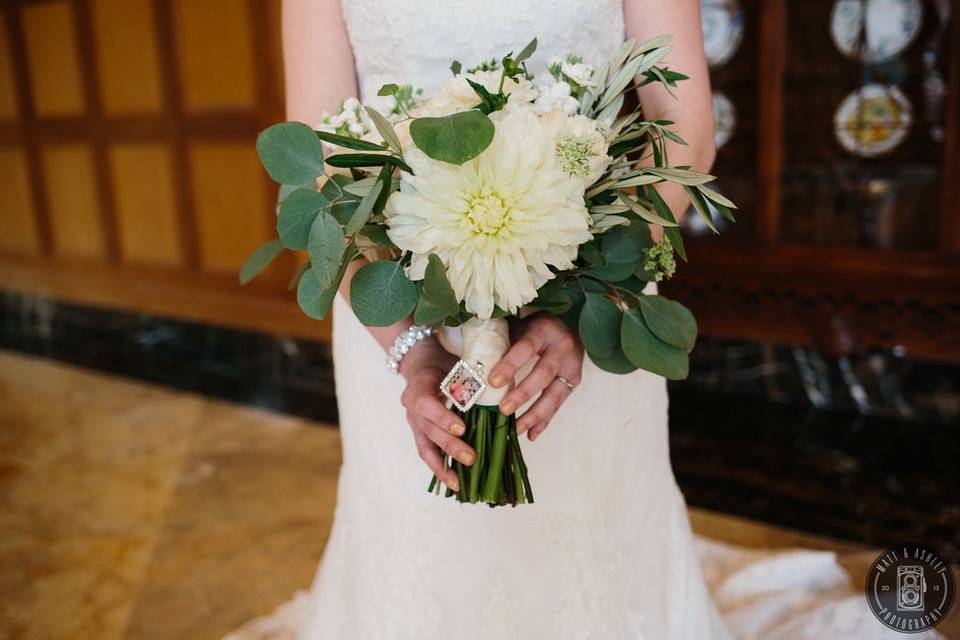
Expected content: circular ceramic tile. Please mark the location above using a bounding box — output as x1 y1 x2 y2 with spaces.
712 92 736 150
701 0 745 68
834 83 913 157
830 0 923 64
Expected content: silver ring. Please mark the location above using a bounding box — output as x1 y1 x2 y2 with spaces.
554 375 575 392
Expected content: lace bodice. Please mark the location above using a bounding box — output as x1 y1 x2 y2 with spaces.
340 0 625 100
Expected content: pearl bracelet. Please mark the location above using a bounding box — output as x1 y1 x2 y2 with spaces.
386 324 434 373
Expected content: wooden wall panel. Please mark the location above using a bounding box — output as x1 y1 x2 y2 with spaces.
41 144 105 259
21 1 85 116
0 13 19 119
90 0 162 114
109 143 181 266
173 0 255 110
0 147 39 254
189 141 270 272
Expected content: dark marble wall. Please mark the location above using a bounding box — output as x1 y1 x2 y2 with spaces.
1 290 958 559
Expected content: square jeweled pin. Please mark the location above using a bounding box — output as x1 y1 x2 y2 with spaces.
439 359 487 412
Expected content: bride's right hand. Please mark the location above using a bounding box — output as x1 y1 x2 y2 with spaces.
399 340 475 491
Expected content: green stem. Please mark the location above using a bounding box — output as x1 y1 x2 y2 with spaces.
481 411 509 503
468 409 486 503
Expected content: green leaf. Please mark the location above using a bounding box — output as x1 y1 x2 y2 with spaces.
377 83 399 96
559 287 585 330
450 60 462 76
643 167 715 186
344 177 384 236
314 131 387 151
684 185 719 234
619 194 679 227
350 260 418 326
320 175 362 225
698 184 737 209
637 295 697 350
239 238 283 285
410 110 495 165
360 224 393 247
587 260 635 282
325 153 412 173
516 38 538 63
287 262 309 290
307 211 345 289
648 187 687 262
621 308 689 380
256 122 325 185
601 221 652 264
365 106 404 154
277 189 329 250
528 286 571 315
588 345 639 374
414 254 459 324
276 181 312 213
578 293 622 358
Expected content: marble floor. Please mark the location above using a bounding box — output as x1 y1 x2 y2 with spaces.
0 350 956 639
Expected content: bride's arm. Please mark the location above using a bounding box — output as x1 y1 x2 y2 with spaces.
283 0 472 488
625 0 716 229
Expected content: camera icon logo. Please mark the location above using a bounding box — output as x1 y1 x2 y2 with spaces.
896 565 925 612
866 544 954 634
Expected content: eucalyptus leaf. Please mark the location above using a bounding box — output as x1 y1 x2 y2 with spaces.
350 260 418 326
239 238 283 285
287 262 309 291
621 308 689 380
588 345 639 374
307 211 345 289
277 189 329 250
638 295 697 350
414 254 459 324
296 258 351 321
410 110 495 165
578 293 622 358
257 122 325 185
360 224 393 248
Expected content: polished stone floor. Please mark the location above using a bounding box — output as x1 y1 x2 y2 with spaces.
1 350 957 639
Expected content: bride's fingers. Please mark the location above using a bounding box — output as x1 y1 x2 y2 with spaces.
412 429 459 490
488 331 545 388
526 420 550 442
421 418 476 466
402 384 465 436
498 351 561 415
516 377 571 437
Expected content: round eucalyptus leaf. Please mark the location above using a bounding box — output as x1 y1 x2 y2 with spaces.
307 212 345 289
277 189 329 250
621 308 689 380
414 254 459 325
239 238 283 285
588 345 639 374
297 268 336 320
350 261 418 326
410 110 495 165
637 295 697 350
257 122 325 185
578 293 622 358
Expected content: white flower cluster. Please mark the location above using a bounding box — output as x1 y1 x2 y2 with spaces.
533 56 596 115
384 63 612 319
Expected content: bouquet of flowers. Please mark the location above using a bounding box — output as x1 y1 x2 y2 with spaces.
242 36 735 507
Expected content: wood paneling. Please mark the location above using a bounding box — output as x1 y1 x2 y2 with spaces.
91 0 162 114
0 147 39 254
189 141 269 272
110 143 181 266
41 143 105 259
0 13 19 119
21 1 85 116
173 0 255 110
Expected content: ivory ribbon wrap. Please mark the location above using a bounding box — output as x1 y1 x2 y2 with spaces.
460 317 511 406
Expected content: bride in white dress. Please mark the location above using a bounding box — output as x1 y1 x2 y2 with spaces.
229 1 946 639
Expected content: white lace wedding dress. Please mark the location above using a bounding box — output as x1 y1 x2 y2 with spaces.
227 2 944 639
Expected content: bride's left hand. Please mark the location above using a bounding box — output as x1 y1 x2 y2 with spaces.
488 313 583 441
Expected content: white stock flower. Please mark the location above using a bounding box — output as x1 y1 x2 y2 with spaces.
533 76 579 115
541 110 612 185
426 70 537 116
560 61 595 88
385 106 591 319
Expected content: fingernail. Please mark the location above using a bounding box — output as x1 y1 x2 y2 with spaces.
490 373 504 387
448 477 460 491
458 450 475 465
501 402 515 415
450 422 465 436
529 431 537 442
516 421 527 434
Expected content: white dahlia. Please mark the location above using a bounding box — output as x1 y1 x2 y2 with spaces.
385 106 592 319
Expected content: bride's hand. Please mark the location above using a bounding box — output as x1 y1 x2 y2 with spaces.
488 313 583 441
399 340 475 490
